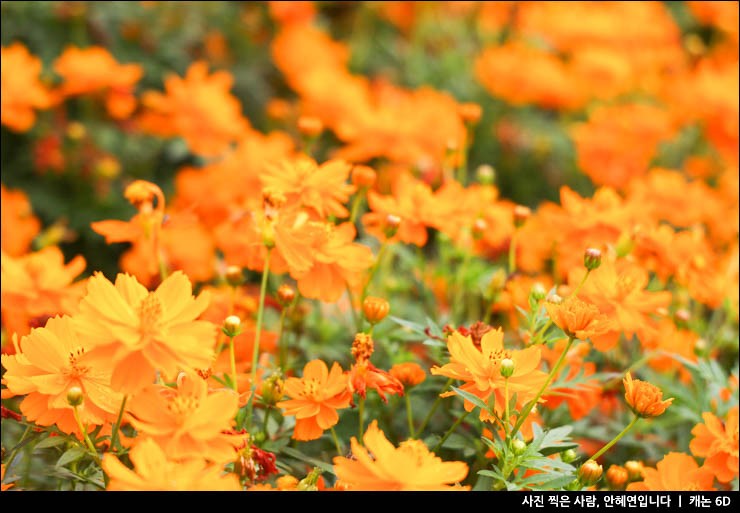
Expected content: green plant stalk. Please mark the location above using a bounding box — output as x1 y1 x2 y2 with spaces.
346 285 361 333
405 393 415 438
589 416 640 462
349 188 367 225
510 336 575 437
361 241 388 303
261 406 272 439
358 396 366 444
508 231 517 275
247 250 272 431
416 378 454 436
72 406 100 464
503 378 510 438
331 426 343 457
109 395 128 452
228 335 238 392
571 269 591 298
277 307 289 371
4 425 33 471
433 411 471 453
452 247 473 323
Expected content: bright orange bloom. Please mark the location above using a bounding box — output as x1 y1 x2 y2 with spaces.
1 247 87 345
138 61 249 157
260 156 356 219
127 372 240 463
627 452 715 491
690 407 739 483
75 271 216 395
348 359 405 403
623 372 673 418
103 438 241 491
1 316 121 435
544 296 611 341
1 183 41 257
431 327 548 420
53 46 143 119
390 362 426 388
1 43 51 132
333 420 470 491
276 359 352 441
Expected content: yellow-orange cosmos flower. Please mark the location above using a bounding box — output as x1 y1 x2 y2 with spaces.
1 316 121 435
544 296 611 341
103 438 240 491
626 452 715 491
690 407 738 483
127 372 240 464
623 372 673 418
333 420 469 490
431 327 547 420
75 271 216 395
276 359 352 441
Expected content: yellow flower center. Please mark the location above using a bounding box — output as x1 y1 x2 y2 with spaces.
138 293 163 337
398 439 432 468
64 347 90 378
167 395 200 424
301 378 321 399
487 348 512 366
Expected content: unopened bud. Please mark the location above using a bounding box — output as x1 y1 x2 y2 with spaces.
584 248 602 271
222 315 242 338
500 358 515 378
606 464 629 490
476 164 496 185
561 448 578 463
351 165 377 188
513 205 531 228
297 467 322 491
277 284 296 306
624 460 644 482
261 372 285 406
511 439 527 455
546 293 563 305
66 386 84 407
383 214 401 238
577 460 603 486
490 268 508 292
297 115 323 137
262 222 276 249
472 218 487 240
674 308 690 328
530 282 547 302
66 121 86 141
225 265 244 287
363 296 390 325
459 102 482 124
693 338 708 357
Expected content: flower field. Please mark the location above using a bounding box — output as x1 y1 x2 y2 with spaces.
1 1 738 492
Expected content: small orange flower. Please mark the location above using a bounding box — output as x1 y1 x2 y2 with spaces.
1 43 52 132
1 463 13 491
626 452 715 491
1 183 41 257
544 296 611 341
333 420 470 490
689 407 738 483
390 362 426 388
127 372 240 463
348 359 404 403
363 296 390 324
75 271 216 395
103 438 241 491
1 316 121 435
623 372 673 418
276 359 352 441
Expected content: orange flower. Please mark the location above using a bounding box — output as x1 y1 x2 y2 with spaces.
138 61 249 157
1 43 51 132
260 156 356 219
626 452 715 491
690 407 739 483
390 362 426 388
1 316 121 435
333 420 469 490
103 438 241 491
348 359 405 403
53 46 142 119
127 372 240 463
75 271 216 395
1 183 41 257
623 372 673 418
544 296 611 341
431 327 548 420
1 247 87 345
276 359 352 441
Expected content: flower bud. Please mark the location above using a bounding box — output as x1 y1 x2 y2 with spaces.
66 121 86 141
297 467 322 491
363 296 390 324
693 338 708 357
459 102 482 124
561 448 578 463
297 115 323 137
606 464 629 490
530 282 547 302
577 460 603 486
262 222 276 249
277 284 296 306
674 308 690 329
584 248 602 271
383 214 401 239
546 293 563 305
222 315 242 338
511 439 527 455
261 372 285 406
351 165 377 188
624 460 644 481
66 386 84 407
489 268 508 292
472 218 487 240
513 205 531 228
225 265 244 287
500 358 515 378
476 164 496 185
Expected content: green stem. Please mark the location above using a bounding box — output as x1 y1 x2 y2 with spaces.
247 250 272 431
346 285 361 333
358 396 365 444
109 395 128 452
510 336 574 437
72 406 100 464
433 411 470 453
508 231 517 275
405 393 415 438
589 416 640 462
228 335 238 392
349 188 366 225
4 425 33 470
452 247 473 323
331 426 343 457
504 378 510 438
262 406 272 439
277 308 288 371
361 242 388 302
571 270 591 298
416 378 454 436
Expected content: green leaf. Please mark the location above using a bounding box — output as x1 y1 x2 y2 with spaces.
280 446 335 475
450 386 490 413
56 446 87 467
388 316 426 336
35 435 67 450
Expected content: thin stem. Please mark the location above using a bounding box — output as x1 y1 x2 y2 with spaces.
109 395 128 452
72 406 100 464
5 425 33 470
248 250 272 431
589 416 640 462
262 406 272 439
508 231 517 275
416 378 454 436
452 247 473 323
571 270 591 298
228 335 238 392
349 188 366 225
405 393 415 438
346 285 361 333
358 397 365 444
277 307 288 371
433 411 470 453
361 242 388 302
503 378 510 438
511 336 575 437
331 426 343 457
